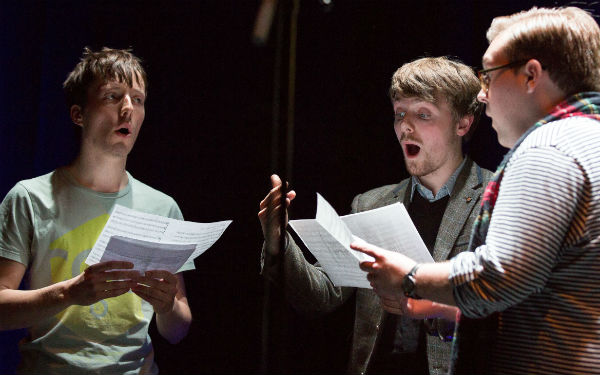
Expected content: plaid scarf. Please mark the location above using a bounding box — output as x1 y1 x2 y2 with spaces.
451 91 600 375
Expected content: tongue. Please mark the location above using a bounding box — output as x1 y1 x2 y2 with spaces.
406 144 420 156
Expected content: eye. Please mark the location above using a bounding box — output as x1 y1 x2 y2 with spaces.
133 97 145 104
418 112 431 120
394 111 406 123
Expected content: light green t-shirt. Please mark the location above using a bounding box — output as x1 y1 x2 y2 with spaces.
0 168 194 374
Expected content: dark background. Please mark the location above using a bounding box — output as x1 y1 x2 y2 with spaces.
0 1 594 374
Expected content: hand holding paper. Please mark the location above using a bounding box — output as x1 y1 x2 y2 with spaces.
289 193 433 289
86 205 232 273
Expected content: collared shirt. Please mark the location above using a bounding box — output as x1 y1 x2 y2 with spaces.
410 157 467 203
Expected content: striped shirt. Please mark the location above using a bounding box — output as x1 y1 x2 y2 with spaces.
449 116 600 374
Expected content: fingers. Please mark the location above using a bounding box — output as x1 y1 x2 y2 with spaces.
99 280 137 291
144 270 177 283
132 274 178 314
350 242 383 260
381 300 404 315
136 272 178 295
259 175 295 210
86 261 134 273
359 261 377 272
270 174 282 189
100 287 132 299
86 270 141 282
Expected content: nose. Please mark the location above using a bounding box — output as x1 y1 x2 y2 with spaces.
120 95 133 117
400 118 414 134
477 88 488 103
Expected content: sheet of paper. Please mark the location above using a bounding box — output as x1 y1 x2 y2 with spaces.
86 204 232 272
342 203 433 264
315 193 354 249
289 219 372 288
289 195 433 288
101 236 196 273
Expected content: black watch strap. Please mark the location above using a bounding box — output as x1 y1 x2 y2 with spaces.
402 264 422 299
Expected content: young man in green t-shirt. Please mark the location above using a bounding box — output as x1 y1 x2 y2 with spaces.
0 47 192 374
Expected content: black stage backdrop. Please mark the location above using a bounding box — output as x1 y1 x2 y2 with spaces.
0 1 592 374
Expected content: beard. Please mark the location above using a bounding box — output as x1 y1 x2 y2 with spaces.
404 150 442 178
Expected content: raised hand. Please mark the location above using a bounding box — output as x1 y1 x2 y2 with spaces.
132 270 179 314
258 174 296 256
66 261 139 306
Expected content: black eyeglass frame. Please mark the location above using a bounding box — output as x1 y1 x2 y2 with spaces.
477 59 530 93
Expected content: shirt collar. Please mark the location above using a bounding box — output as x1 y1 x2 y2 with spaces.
410 157 467 203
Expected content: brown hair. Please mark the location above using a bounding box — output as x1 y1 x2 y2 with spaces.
389 56 482 141
63 47 147 109
486 6 600 95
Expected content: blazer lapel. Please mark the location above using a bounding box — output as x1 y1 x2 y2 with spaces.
432 158 484 261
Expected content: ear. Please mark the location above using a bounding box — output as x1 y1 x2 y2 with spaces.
523 59 544 93
70 105 84 126
456 114 473 137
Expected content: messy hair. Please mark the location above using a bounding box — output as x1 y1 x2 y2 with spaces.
63 47 147 109
389 56 482 141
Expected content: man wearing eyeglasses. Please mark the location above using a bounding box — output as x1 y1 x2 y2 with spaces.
259 56 493 375
354 6 600 375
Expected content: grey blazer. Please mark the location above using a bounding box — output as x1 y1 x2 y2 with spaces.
262 157 492 375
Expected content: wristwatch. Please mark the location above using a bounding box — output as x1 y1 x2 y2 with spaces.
402 264 422 299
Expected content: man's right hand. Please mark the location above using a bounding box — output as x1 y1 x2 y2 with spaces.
258 174 296 256
65 261 140 306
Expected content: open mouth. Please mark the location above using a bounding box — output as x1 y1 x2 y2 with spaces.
405 144 420 157
117 128 130 135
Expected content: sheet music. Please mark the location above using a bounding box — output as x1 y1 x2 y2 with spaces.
289 194 433 288
101 236 196 273
289 219 372 288
342 203 433 264
86 204 232 272
315 193 354 249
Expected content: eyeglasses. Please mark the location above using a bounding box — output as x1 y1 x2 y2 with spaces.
478 59 529 94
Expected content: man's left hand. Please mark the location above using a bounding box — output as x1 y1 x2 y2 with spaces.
132 270 178 314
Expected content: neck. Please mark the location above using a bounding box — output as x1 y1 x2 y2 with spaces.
67 152 128 193
418 152 464 196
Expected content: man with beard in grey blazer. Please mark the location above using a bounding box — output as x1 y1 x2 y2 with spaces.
258 56 492 375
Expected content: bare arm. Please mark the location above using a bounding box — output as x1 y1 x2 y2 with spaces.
380 294 458 321
0 257 139 331
133 271 191 344
352 242 456 306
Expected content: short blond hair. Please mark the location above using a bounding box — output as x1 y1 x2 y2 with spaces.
389 56 482 141
487 6 600 95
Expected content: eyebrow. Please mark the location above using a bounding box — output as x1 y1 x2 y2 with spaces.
100 83 146 97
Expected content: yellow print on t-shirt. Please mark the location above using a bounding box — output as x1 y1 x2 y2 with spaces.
49 214 144 343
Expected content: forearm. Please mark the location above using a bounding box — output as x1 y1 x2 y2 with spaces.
156 296 192 344
427 301 459 321
415 261 456 307
0 281 72 330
